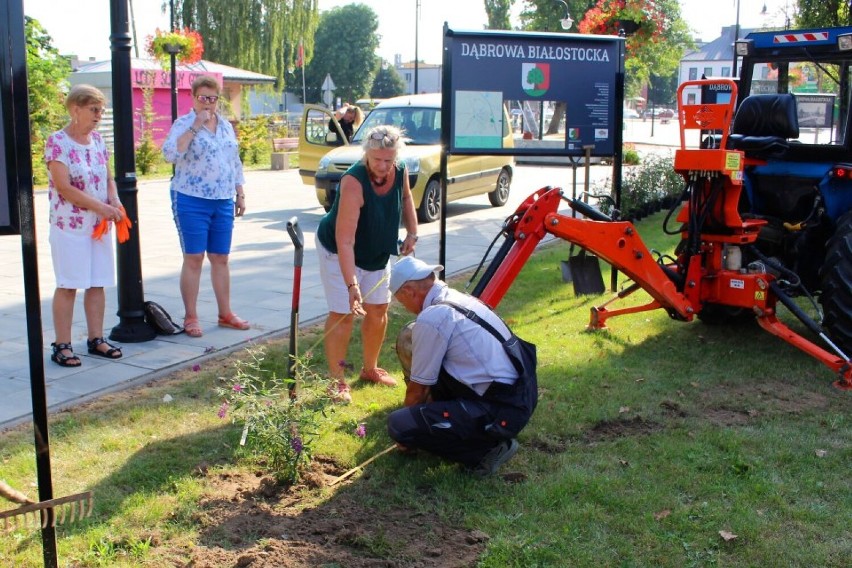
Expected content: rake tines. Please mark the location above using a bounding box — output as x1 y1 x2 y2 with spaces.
0 491 93 532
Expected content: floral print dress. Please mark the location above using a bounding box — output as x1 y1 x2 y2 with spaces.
44 130 110 234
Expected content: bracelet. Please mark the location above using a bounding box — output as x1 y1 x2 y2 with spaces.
236 194 245 199
407 233 418 242
347 282 359 289
188 126 199 135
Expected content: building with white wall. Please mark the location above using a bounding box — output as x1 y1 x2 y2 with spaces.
679 26 755 105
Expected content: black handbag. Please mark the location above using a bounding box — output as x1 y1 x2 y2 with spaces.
144 301 185 335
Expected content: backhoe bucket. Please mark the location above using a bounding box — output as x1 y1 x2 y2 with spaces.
568 248 605 295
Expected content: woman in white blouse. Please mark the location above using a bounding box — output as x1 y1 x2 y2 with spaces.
162 75 248 338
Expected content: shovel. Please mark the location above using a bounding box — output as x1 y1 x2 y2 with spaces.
286 216 304 397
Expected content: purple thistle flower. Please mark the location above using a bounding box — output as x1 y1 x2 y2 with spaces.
355 423 366 438
232 384 243 392
217 401 229 419
192 364 201 372
338 359 354 371
291 436 303 454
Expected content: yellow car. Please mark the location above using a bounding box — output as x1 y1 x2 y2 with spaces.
298 93 514 222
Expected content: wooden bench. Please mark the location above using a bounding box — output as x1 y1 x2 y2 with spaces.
271 137 298 170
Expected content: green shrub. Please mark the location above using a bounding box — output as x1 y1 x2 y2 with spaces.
596 152 686 219
236 116 272 165
623 145 640 165
135 87 161 175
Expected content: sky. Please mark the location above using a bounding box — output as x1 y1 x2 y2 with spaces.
23 0 795 65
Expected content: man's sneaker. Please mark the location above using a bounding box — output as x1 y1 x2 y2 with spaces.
470 438 519 478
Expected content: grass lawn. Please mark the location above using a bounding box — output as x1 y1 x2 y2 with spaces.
1 211 850 567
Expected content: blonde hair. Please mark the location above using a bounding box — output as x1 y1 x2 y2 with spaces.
361 124 405 152
351 106 364 129
191 75 220 96
65 84 105 110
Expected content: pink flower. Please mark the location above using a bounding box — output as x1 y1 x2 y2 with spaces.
232 384 243 392
355 423 366 438
192 364 201 372
217 401 229 419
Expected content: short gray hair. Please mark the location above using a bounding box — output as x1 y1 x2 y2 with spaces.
361 124 405 152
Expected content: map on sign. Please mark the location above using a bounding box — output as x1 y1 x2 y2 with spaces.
454 90 505 149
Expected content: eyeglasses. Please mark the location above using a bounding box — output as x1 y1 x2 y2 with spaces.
196 95 219 103
88 107 105 115
369 131 399 142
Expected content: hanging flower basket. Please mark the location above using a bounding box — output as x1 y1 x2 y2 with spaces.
146 28 204 67
578 0 662 39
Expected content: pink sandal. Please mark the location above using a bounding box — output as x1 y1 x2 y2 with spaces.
218 313 250 330
359 367 397 387
184 317 203 338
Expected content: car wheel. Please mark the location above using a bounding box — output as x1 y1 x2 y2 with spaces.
488 168 512 207
417 179 441 223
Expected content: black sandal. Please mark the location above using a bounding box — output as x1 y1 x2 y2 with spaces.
87 337 122 359
51 342 81 367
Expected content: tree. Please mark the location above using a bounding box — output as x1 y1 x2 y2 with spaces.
796 0 852 28
174 0 319 88
25 17 70 184
484 0 515 29
371 65 406 99
304 5 380 105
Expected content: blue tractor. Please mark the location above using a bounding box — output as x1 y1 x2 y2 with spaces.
702 26 852 355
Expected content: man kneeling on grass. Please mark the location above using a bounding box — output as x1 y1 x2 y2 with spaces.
387 256 538 477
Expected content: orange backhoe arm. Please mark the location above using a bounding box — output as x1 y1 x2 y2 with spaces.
477 186 694 321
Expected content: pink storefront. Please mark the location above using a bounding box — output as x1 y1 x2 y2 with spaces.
131 67 223 145
69 58 276 147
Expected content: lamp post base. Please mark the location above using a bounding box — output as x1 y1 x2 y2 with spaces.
109 318 157 343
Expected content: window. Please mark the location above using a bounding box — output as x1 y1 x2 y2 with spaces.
721 67 731 77
704 67 713 77
689 67 698 80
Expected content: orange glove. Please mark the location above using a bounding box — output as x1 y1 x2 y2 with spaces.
91 206 132 243
115 206 131 243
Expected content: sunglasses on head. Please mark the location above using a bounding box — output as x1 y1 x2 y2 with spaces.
369 131 399 142
196 95 219 103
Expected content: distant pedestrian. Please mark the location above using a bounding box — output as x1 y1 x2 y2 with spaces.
44 84 124 367
162 75 249 338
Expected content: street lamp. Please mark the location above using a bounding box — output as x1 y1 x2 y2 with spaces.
733 0 742 77
164 43 181 124
167 0 178 123
556 0 573 30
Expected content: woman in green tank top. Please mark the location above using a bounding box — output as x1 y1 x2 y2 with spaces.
316 125 419 403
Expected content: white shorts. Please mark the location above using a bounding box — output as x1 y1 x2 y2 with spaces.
49 225 116 290
316 234 391 314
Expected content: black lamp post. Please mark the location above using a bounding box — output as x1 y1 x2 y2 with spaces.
109 0 156 343
165 43 181 123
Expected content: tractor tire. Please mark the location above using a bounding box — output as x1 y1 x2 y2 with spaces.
417 178 441 223
819 210 852 355
488 168 512 207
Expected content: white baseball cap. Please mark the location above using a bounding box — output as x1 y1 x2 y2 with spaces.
389 256 443 294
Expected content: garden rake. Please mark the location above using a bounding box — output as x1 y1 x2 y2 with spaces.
1 480 93 533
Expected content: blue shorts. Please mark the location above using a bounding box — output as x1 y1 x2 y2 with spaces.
172 191 235 255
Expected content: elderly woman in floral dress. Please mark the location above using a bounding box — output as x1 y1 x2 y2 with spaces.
44 84 125 367
163 74 249 338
